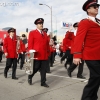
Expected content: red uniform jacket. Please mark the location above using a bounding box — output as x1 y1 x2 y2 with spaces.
3 36 18 58
70 35 75 54
47 35 51 57
62 38 67 52
47 35 50 42
52 45 56 53
63 32 74 52
18 40 26 53
28 29 49 60
59 45 63 52
73 19 100 60
48 45 54 56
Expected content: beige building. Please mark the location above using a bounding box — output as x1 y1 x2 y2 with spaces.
57 35 64 43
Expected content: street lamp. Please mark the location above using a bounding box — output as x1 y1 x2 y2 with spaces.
44 14 57 39
39 3 52 34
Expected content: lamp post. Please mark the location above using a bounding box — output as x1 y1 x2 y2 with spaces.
39 3 52 34
44 14 57 39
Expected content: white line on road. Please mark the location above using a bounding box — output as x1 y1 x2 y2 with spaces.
0 67 88 82
46 73 88 82
17 69 88 82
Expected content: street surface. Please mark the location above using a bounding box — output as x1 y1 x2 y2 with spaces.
0 55 100 100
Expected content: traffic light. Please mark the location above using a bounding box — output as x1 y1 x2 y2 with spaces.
26 28 28 32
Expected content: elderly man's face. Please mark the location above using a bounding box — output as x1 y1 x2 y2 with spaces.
87 4 99 15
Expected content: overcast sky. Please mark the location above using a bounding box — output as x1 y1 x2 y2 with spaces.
0 0 100 36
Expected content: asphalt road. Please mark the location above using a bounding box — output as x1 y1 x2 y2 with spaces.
0 55 99 100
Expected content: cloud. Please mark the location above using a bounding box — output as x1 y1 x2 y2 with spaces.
0 0 100 37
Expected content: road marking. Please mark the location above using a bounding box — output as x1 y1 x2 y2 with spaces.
0 63 88 83
46 73 88 82
17 69 88 82
83 80 88 82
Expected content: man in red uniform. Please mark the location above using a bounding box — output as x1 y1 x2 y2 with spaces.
18 34 27 70
72 0 100 99
3 28 18 80
67 23 85 79
60 33 68 64
28 18 49 87
0 38 3 63
42 28 51 73
59 42 63 57
61 31 74 68
49 39 55 67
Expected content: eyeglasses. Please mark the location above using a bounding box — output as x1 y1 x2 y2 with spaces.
93 5 99 9
89 5 99 9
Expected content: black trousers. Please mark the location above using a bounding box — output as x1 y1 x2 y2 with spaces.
59 51 63 57
81 60 100 100
46 57 50 72
19 53 25 69
65 53 73 66
68 60 84 76
49 52 54 66
0 51 3 62
17 53 22 63
29 60 47 85
61 50 70 61
4 58 17 78
54 51 56 60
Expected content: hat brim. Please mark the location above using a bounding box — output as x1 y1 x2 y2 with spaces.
44 30 48 32
36 22 43 25
10 31 15 32
22 36 26 37
34 18 44 25
73 22 79 27
8 30 15 33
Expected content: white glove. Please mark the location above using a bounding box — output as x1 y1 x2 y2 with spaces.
29 50 36 53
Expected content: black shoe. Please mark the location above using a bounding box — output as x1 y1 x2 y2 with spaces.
67 69 72 77
46 71 51 73
41 83 49 88
17 60 19 64
12 77 18 80
50 64 53 67
77 75 86 79
28 76 32 85
28 79 32 85
4 73 7 78
64 63 67 69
